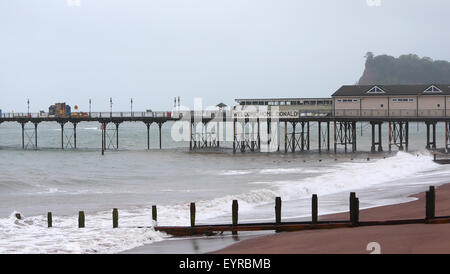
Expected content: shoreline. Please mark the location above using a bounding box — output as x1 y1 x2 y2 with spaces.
213 183 450 254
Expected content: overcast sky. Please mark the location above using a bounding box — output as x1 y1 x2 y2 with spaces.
1 0 450 112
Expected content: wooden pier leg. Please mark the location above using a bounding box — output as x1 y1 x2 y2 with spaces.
275 197 282 230
47 212 52 228
190 202 196 227
232 200 238 235
312 194 318 224
103 123 107 150
78 211 85 228
318 122 321 153
152 205 157 224
189 121 192 151
284 121 288 153
426 122 431 149
112 208 118 228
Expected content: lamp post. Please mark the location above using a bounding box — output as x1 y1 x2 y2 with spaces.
27 99 30 116
89 99 92 117
110 97 113 117
131 98 133 117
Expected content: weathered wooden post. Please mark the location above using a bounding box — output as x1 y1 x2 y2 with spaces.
426 186 435 222
47 212 52 228
349 192 359 226
190 202 196 227
232 200 239 235
275 197 282 229
312 194 318 224
78 211 85 228
112 208 118 228
152 205 157 223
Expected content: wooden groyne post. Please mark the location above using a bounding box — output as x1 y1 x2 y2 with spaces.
78 211 85 228
232 200 239 235
190 203 196 227
275 197 282 231
152 205 157 224
349 192 359 226
47 212 52 228
426 186 436 222
312 194 318 224
112 208 118 228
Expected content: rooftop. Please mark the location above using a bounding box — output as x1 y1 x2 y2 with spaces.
333 85 450 97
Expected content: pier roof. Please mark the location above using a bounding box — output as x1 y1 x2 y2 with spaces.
332 85 450 97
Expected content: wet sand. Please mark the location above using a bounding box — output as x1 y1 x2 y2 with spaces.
214 183 450 254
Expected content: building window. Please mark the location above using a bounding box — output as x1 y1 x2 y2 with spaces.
380 104 384 108
392 98 414 102
337 99 358 103
437 104 441 108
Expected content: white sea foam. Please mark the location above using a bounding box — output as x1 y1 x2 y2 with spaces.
0 151 443 254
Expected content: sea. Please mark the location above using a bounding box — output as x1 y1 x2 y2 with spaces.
0 120 449 253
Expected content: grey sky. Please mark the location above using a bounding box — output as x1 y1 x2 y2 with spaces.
1 0 449 112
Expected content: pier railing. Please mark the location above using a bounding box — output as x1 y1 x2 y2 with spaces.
0 111 174 119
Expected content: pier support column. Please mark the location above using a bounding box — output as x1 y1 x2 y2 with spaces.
352 121 357 152
115 123 119 149
146 122 151 150
73 123 77 149
232 119 236 153
389 122 392 153
432 122 437 150
307 121 310 151
333 121 337 154
34 122 39 149
327 121 330 152
446 122 449 153
158 122 162 149
378 123 383 152
318 122 321 153
21 122 25 149
426 122 431 149
300 122 305 151
284 121 288 153
398 122 404 151
60 122 65 150
371 122 376 152
405 122 409 152
257 119 261 150
291 122 296 153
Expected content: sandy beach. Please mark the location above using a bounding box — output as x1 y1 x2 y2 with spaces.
214 183 450 254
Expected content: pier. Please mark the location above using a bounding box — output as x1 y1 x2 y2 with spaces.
1 110 450 154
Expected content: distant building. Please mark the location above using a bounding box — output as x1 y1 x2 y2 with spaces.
332 85 450 117
234 98 333 117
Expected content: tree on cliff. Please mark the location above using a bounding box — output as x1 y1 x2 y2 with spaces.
358 52 450 85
